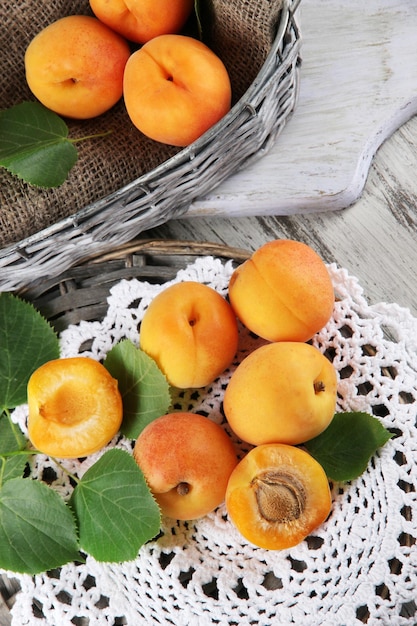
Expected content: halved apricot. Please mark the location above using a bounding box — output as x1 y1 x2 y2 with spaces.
28 357 123 458
225 444 332 550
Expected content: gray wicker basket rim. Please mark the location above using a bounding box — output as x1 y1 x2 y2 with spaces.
1 0 302 292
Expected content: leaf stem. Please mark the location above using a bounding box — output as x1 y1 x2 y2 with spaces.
5 408 26 445
50 457 80 485
70 129 113 145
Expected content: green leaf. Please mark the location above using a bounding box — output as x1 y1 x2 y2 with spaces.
0 477 80 574
194 0 204 39
194 0 213 40
104 339 171 439
0 101 78 187
0 293 60 411
70 448 160 562
0 412 27 454
0 455 28 485
304 412 393 482
0 414 28 485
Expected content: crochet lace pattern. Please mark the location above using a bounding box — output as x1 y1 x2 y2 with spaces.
3 256 417 626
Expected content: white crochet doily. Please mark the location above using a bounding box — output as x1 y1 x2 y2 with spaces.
4 256 417 626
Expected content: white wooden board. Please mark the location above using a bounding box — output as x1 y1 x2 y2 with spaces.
186 0 417 217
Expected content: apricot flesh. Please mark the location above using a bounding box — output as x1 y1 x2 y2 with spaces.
139 281 239 388
133 412 238 520
28 357 123 458
223 342 338 446
228 239 335 342
225 444 332 550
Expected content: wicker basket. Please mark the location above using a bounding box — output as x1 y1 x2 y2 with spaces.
17 239 251 332
0 0 301 293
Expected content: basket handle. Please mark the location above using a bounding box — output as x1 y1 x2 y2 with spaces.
289 0 302 13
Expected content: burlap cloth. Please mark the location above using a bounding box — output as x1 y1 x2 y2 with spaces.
0 0 283 249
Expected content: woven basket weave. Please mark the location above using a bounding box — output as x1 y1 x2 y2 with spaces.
0 0 301 292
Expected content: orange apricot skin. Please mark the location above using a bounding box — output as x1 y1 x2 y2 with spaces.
139 281 239 389
223 342 338 446
225 444 332 550
25 15 131 119
133 412 238 520
28 357 123 458
123 34 232 146
89 0 194 44
228 239 335 342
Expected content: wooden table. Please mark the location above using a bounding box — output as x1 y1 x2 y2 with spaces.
144 113 417 317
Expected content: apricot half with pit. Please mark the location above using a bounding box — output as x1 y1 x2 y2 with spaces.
28 357 123 458
225 444 332 550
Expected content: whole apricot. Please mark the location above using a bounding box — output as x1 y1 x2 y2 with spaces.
228 239 335 342
28 357 123 458
89 0 194 44
223 342 337 446
25 15 131 119
123 34 232 146
133 412 238 520
226 444 332 550
139 281 239 388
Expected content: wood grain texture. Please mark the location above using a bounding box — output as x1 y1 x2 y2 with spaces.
186 0 417 216
144 114 417 316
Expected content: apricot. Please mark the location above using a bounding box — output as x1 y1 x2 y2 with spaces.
89 0 194 44
133 412 238 520
27 357 123 458
226 444 332 550
223 342 337 446
139 281 239 388
123 34 232 146
228 239 335 342
25 15 131 119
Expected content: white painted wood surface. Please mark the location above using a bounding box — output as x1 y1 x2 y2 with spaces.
186 0 417 217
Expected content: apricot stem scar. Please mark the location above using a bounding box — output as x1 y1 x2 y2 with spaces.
314 380 326 393
176 482 190 496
